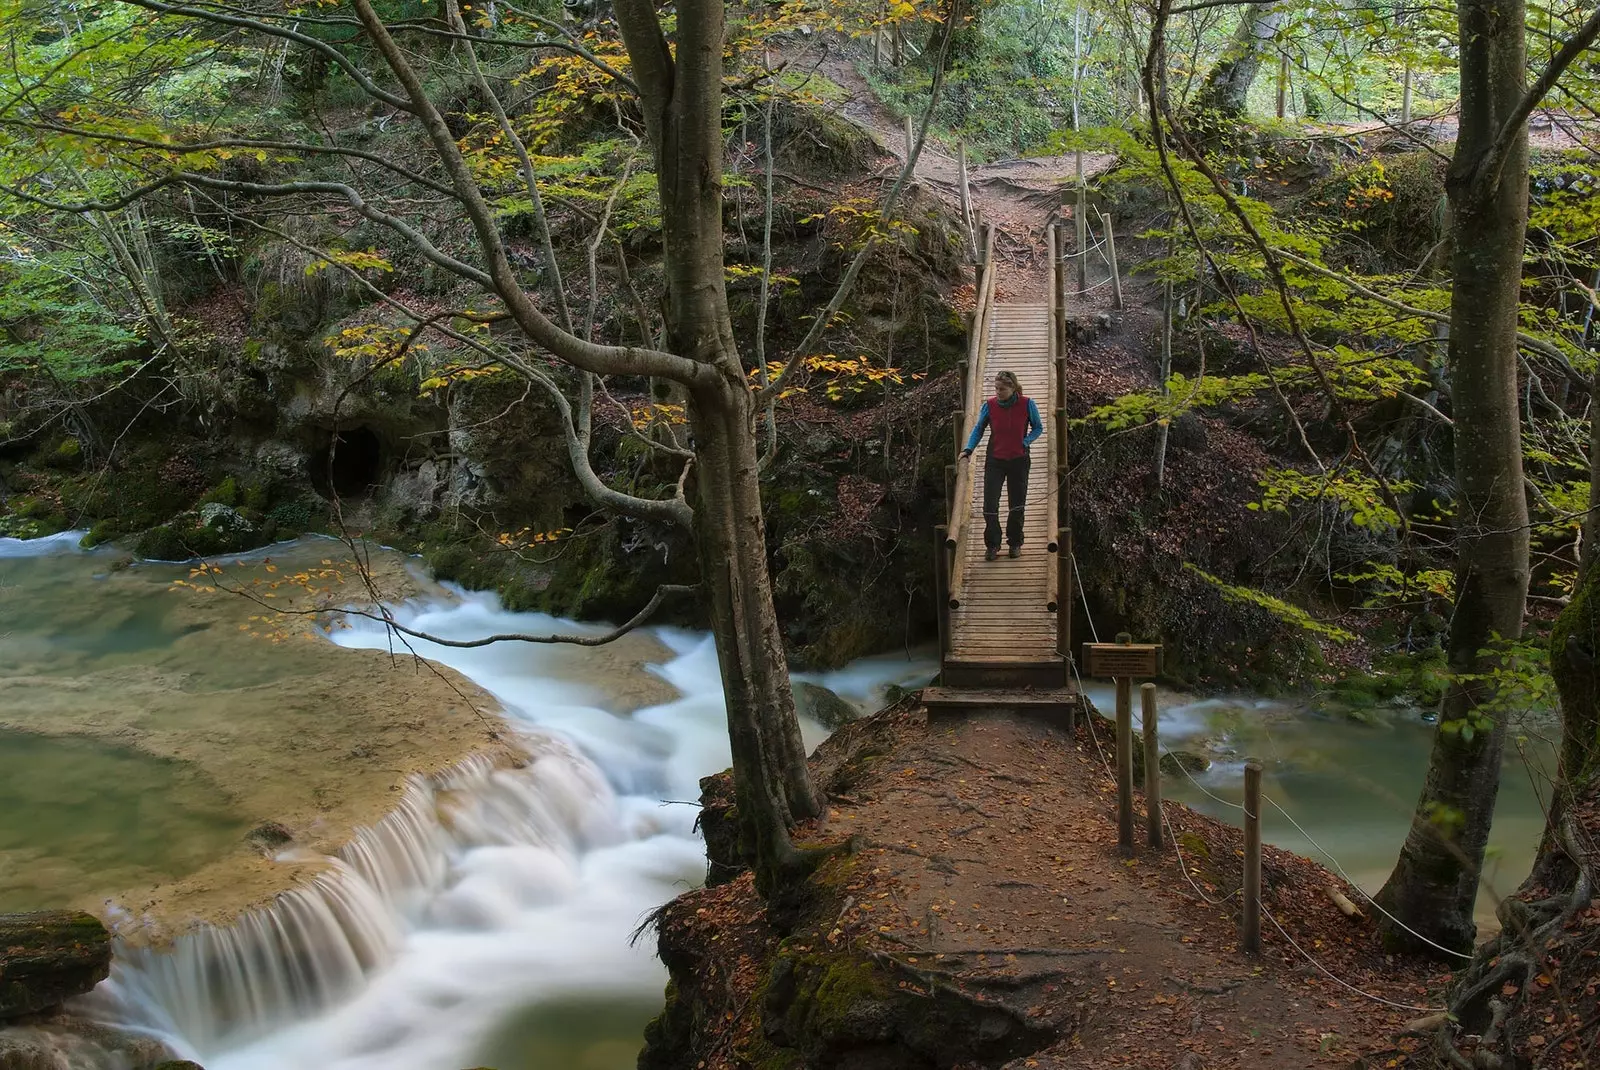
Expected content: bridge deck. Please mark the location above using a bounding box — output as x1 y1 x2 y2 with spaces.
948 303 1060 669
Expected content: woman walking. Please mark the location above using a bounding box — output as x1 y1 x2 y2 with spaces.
960 370 1043 560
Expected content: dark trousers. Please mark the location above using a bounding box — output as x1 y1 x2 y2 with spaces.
982 454 1029 549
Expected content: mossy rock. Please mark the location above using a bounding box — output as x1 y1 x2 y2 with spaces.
1131 745 1213 783
793 682 860 729
41 437 83 472
202 475 240 507
132 514 273 561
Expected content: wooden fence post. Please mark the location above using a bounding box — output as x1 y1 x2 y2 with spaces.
1276 54 1288 119
1242 759 1263 954
904 115 915 159
1075 156 1088 297
957 140 976 261
934 525 951 658
1102 212 1123 310
1057 526 1071 678
1142 683 1161 849
944 463 955 512
1116 674 1134 855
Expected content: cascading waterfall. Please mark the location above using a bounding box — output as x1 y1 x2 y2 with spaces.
87 737 632 1063
1 536 936 1070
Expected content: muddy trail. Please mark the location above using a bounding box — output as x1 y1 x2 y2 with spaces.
657 703 1445 1070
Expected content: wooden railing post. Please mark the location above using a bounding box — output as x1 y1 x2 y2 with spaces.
934 524 951 658
944 463 955 511
1142 682 1161 849
1116 671 1134 856
957 140 976 262
1242 760 1263 954
945 224 997 601
1075 153 1088 297
1057 527 1071 677
1102 212 1124 310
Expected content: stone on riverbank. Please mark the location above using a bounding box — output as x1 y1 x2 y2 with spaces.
0 912 111 1020
793 682 861 729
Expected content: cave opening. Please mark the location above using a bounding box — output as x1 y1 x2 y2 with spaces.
309 426 384 500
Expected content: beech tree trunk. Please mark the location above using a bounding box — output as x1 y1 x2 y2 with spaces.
616 0 824 889
1191 2 1285 118
1375 0 1531 956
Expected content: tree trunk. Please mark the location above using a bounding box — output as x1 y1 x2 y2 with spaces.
1191 2 1285 118
617 0 824 893
0 911 112 1019
690 385 825 897
1375 0 1531 957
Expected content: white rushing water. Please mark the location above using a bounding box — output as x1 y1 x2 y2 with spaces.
77 578 935 1070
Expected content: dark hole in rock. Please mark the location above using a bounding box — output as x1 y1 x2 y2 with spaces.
309 426 384 500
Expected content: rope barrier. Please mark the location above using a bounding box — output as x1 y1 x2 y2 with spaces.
1262 903 1443 1012
1067 638 1441 1012
1069 566 1470 964
1262 797 1475 960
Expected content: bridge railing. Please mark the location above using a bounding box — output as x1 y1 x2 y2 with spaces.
1051 225 1071 663
945 224 997 608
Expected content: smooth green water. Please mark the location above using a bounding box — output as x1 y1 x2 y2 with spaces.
0 728 248 912
473 997 664 1070
1152 696 1554 917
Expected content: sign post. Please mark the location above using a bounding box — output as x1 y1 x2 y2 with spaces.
1083 634 1162 856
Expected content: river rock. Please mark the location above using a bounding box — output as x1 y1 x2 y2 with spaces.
198 503 251 534
0 912 112 1020
0 1015 177 1070
1130 746 1213 783
792 682 860 729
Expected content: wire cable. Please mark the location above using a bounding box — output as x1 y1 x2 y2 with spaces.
1261 903 1442 1013
1262 796 1474 960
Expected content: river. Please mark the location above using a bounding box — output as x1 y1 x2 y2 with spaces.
0 534 1553 1068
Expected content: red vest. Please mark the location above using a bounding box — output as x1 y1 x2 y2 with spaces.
987 395 1031 460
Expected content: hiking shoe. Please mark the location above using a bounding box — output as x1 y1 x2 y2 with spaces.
1008 546 1021 558
985 547 999 561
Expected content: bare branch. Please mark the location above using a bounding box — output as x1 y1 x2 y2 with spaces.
758 26 957 403
444 0 572 332
347 0 716 387
1478 2 1600 196
116 0 415 110
337 583 699 647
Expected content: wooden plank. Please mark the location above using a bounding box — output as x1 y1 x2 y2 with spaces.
945 295 1063 689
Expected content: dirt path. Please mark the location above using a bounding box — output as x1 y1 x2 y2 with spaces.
804 42 1117 301
816 705 1441 1069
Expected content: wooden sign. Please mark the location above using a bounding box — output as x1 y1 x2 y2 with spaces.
1082 642 1162 679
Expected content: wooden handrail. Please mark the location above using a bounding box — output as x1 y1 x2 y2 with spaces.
1045 224 1060 612
947 223 997 544
945 224 998 610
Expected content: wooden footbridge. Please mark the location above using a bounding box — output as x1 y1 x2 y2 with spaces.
926 226 1077 719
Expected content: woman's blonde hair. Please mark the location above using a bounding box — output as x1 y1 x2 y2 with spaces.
994 370 1021 392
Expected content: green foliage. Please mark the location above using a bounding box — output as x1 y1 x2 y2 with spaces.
1184 564 1355 642
1446 636 1557 739
1252 468 1412 530
1337 561 1455 606
1079 372 1269 430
